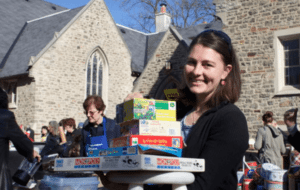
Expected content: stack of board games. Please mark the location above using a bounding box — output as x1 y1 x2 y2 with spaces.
88 98 184 157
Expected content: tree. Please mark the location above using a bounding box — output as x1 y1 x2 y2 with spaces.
113 0 216 33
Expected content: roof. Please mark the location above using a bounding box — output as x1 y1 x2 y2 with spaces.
0 7 83 78
117 19 223 73
0 0 67 71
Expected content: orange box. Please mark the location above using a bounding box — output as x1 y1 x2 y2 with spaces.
110 135 183 149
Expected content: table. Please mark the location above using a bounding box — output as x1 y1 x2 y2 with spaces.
107 171 195 190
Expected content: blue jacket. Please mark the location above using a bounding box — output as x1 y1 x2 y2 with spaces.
80 117 121 156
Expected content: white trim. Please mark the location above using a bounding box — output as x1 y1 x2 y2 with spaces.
27 9 70 23
273 27 300 96
116 24 159 36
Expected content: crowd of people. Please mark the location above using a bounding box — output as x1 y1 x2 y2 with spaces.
1 29 299 190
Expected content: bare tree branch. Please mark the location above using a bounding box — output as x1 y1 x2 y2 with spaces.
113 0 215 33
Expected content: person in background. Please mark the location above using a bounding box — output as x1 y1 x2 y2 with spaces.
254 111 286 168
41 126 49 142
80 95 121 157
25 125 35 142
63 118 81 142
284 108 300 152
40 121 63 156
0 87 40 190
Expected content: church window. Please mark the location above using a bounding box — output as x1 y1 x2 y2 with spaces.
86 51 104 97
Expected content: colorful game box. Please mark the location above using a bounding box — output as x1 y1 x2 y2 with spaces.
120 120 181 136
110 135 183 149
88 145 182 157
116 98 176 124
54 155 205 172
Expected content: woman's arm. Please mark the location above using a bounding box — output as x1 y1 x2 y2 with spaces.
254 128 264 150
7 112 34 161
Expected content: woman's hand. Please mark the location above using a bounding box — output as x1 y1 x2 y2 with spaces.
94 171 129 190
33 150 41 162
124 92 143 102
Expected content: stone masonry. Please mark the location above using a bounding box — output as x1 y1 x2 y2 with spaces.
4 0 134 141
134 30 188 98
214 0 300 138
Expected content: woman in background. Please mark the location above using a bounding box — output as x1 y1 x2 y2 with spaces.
254 111 286 168
41 126 49 142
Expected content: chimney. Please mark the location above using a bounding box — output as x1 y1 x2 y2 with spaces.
155 0 171 33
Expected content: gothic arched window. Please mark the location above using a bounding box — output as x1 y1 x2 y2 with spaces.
86 51 104 97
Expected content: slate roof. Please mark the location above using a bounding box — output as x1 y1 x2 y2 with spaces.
0 0 67 72
0 0 223 78
0 7 83 78
117 25 167 73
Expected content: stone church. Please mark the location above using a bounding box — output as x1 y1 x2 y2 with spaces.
1 0 299 141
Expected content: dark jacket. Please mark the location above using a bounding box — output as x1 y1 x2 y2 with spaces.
0 109 33 190
66 128 81 143
40 133 62 157
288 131 300 152
183 101 249 190
80 117 121 156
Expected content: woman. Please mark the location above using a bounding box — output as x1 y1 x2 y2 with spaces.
80 95 121 157
40 121 63 156
0 87 40 190
63 118 81 143
41 126 49 142
284 108 300 152
99 29 249 190
255 111 286 168
176 29 248 190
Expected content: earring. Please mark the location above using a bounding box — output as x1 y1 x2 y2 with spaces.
221 79 226 86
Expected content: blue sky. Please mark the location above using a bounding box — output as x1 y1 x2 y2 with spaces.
45 0 132 27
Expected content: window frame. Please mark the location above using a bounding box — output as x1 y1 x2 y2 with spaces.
4 80 18 109
274 27 300 95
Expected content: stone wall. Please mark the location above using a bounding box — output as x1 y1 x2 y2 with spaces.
135 30 188 97
25 0 133 141
214 0 300 138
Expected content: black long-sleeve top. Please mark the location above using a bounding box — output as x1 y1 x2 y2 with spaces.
183 101 249 190
0 109 33 190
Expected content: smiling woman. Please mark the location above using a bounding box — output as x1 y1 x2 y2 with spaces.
175 29 249 190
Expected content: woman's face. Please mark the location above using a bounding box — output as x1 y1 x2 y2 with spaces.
41 128 48 135
86 104 103 124
184 44 232 101
48 125 54 135
65 125 74 133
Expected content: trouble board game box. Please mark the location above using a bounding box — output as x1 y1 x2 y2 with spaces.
116 98 176 124
120 120 181 136
110 135 183 149
88 145 182 157
54 155 205 172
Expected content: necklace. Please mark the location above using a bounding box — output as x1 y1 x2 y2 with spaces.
192 109 201 125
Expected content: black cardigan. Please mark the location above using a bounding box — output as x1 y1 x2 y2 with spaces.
288 131 300 152
183 101 249 190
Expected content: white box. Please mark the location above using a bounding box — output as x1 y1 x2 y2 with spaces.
120 120 181 136
54 155 205 172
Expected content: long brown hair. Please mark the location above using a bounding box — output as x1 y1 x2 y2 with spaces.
178 30 241 109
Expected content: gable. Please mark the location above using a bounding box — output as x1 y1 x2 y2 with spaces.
0 8 82 78
0 0 67 68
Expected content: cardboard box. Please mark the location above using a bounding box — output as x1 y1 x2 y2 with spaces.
89 145 182 157
120 120 181 136
54 155 205 172
116 98 176 123
110 135 183 149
